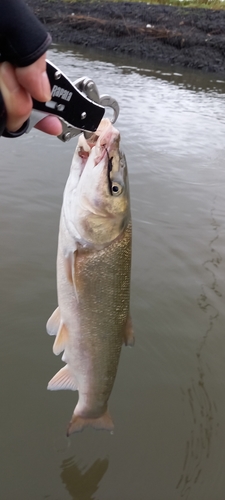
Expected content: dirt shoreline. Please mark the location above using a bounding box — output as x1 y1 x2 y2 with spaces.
27 0 225 74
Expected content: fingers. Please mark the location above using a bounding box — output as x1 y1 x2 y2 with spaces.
0 58 62 135
34 115 62 135
15 54 51 102
0 62 32 132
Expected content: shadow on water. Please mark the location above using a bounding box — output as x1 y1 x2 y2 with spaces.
59 456 108 500
176 197 221 499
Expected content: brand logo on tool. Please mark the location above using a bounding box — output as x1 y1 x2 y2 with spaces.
52 85 73 101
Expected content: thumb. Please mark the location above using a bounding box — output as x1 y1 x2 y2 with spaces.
15 54 51 102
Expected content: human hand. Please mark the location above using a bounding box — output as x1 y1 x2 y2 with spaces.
0 54 62 135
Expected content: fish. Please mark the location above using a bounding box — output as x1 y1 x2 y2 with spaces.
46 118 134 435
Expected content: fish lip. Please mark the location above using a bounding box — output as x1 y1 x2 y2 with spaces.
78 120 120 177
78 135 108 177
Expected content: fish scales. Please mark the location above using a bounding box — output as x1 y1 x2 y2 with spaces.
74 220 132 372
75 221 132 332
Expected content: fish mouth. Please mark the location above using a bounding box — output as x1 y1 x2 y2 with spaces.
76 130 102 180
77 118 119 179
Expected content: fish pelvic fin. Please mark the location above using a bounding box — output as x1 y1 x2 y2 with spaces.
67 410 114 436
47 365 77 391
46 307 60 336
53 322 69 355
124 315 135 347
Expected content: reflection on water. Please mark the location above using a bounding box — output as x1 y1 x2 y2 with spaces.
177 197 221 498
60 457 108 500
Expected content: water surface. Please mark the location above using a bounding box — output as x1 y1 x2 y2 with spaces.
1 45 225 500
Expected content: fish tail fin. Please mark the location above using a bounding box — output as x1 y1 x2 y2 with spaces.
67 410 114 436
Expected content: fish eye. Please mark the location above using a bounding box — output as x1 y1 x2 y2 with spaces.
111 182 123 196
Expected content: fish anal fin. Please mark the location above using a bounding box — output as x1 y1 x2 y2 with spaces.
53 322 69 355
46 307 60 336
47 365 77 391
67 409 114 435
124 315 135 347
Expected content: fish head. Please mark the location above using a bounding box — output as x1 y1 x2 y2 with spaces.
64 119 130 247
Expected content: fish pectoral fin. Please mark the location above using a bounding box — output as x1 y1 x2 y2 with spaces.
67 409 114 435
46 307 60 336
47 365 77 391
53 322 69 355
64 250 74 285
64 249 78 301
124 315 135 347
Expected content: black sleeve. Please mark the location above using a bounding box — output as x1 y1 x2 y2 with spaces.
0 0 52 66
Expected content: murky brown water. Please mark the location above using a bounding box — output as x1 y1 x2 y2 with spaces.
1 45 225 500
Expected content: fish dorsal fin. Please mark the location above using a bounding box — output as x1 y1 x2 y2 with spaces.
53 322 69 355
124 315 135 347
46 307 60 336
47 365 77 391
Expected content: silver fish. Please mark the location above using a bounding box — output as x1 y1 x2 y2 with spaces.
46 118 134 435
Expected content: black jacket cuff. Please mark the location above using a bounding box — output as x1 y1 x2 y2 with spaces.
0 0 52 67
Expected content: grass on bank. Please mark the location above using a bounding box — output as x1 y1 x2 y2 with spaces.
61 0 225 10
140 0 225 8
129 0 225 8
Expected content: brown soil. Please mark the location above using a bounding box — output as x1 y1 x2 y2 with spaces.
27 0 225 74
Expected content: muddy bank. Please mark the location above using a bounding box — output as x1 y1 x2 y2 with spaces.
27 0 225 74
